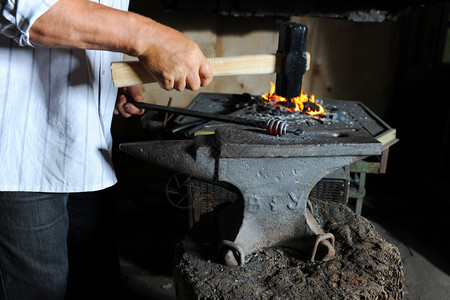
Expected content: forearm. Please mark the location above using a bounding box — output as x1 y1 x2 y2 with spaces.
29 0 213 91
29 0 157 57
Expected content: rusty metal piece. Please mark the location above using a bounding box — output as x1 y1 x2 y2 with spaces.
120 125 382 266
311 233 335 262
265 119 288 136
304 199 336 262
219 240 245 266
162 97 173 128
165 173 193 209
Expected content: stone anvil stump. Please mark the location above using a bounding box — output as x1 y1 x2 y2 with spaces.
173 199 404 300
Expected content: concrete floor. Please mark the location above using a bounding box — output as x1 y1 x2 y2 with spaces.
362 201 450 300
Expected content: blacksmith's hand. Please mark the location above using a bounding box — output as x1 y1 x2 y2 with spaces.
114 86 145 118
136 23 213 92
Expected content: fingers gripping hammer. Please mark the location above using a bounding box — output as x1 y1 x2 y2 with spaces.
110 22 310 100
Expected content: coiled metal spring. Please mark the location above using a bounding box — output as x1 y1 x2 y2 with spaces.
266 119 288 136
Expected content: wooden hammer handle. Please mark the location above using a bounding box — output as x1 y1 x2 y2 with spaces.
110 53 310 88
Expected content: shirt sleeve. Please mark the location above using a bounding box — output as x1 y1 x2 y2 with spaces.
0 0 60 47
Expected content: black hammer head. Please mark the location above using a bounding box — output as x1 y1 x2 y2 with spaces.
275 22 308 99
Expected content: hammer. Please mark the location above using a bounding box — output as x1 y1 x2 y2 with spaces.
110 22 309 98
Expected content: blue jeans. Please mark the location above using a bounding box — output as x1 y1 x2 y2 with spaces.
0 192 69 300
0 190 121 300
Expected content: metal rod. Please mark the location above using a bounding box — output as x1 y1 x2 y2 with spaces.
132 101 265 128
131 101 304 136
163 97 173 128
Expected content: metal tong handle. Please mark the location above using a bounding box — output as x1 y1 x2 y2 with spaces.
130 101 304 136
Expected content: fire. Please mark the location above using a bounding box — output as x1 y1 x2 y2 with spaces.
261 82 324 116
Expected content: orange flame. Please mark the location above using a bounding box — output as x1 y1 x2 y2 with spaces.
261 82 324 116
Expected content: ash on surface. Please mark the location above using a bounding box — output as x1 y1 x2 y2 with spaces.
236 97 364 132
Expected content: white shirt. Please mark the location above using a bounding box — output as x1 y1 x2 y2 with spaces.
0 0 129 192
